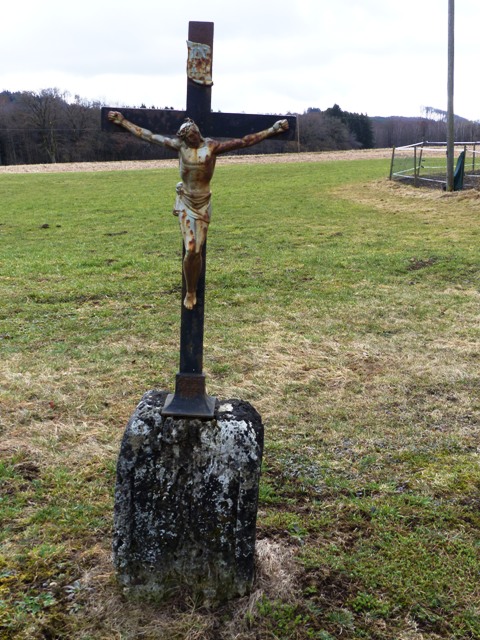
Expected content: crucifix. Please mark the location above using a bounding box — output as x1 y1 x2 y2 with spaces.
101 21 296 420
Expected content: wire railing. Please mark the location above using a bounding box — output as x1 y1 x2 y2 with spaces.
390 141 480 189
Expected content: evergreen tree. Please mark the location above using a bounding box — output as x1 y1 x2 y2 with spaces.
325 104 374 149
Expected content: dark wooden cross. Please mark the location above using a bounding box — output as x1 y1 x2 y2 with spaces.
101 21 296 419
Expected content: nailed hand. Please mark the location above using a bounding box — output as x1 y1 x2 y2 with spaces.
108 110 124 125
273 119 289 132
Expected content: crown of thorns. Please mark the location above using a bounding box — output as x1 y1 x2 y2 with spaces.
177 118 198 138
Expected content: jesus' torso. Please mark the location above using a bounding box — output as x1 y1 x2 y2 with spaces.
178 141 218 195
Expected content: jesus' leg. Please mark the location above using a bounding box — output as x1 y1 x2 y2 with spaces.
183 250 202 309
180 216 209 309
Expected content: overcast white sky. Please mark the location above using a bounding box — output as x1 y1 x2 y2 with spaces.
1 0 477 120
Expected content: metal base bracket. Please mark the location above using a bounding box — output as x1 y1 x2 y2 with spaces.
161 373 216 419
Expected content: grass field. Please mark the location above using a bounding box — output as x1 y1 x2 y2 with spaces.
0 157 479 639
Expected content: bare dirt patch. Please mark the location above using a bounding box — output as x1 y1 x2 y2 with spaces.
0 148 392 174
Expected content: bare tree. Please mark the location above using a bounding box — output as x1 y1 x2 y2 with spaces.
298 110 351 151
20 88 68 163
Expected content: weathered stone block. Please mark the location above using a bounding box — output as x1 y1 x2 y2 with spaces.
113 390 264 603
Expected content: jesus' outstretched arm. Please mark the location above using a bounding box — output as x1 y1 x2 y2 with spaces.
212 119 289 155
107 111 182 151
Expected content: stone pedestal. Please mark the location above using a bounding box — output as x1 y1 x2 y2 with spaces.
113 390 264 603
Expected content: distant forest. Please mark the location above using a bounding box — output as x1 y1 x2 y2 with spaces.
0 89 479 165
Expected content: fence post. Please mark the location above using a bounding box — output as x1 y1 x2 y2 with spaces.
389 147 395 180
414 146 418 187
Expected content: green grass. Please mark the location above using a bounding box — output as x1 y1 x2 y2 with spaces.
1 157 479 639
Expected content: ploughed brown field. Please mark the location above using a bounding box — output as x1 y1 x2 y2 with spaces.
0 148 392 174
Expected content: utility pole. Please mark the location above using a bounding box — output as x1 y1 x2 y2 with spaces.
447 0 455 191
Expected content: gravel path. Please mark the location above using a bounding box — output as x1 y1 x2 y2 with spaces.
0 149 392 174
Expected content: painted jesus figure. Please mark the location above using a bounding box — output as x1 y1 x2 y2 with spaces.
107 111 289 309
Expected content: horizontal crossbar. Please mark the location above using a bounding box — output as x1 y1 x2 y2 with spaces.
101 107 296 140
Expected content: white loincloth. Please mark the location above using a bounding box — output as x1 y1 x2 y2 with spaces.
173 182 211 223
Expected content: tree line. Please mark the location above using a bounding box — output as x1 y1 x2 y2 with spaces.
298 105 374 151
372 107 480 149
0 89 179 165
0 89 478 165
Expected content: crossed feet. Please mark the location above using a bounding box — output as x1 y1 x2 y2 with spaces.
184 292 197 310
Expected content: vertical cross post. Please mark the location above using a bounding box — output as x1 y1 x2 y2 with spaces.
161 22 216 418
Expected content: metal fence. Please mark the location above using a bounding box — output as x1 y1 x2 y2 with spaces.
390 141 480 189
